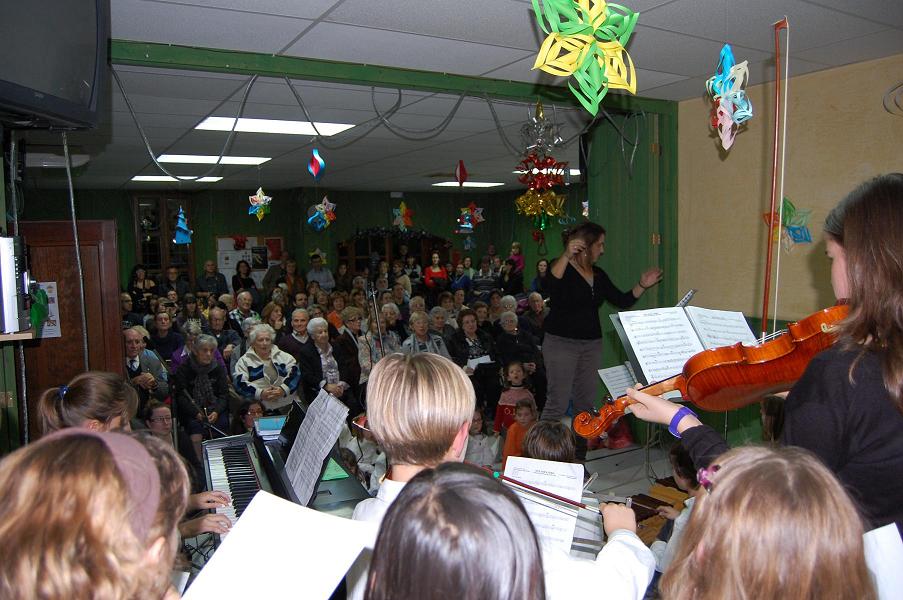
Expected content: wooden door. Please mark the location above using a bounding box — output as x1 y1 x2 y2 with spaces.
19 220 122 441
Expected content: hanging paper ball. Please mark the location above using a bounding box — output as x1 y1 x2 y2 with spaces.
308 149 326 182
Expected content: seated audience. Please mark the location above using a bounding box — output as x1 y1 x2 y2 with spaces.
196 259 229 301
499 258 525 296
531 259 550 297
464 408 500 467
261 301 287 339
149 310 184 362
428 306 456 342
233 324 300 414
276 258 304 299
437 291 459 329
228 290 260 336
128 263 156 314
228 315 261 377
306 253 335 292
176 293 208 333
390 261 411 297
124 327 169 418
447 308 500 418
208 307 241 364
402 311 451 359
502 398 538 467
381 302 408 339
298 317 362 417
173 334 231 459
334 262 353 293
523 291 549 343
0 429 189 600
144 400 204 488
449 263 471 294
327 292 347 331
277 308 312 363
120 292 144 329
170 321 226 373
470 257 497 302
496 311 547 410
157 264 189 300
495 361 535 434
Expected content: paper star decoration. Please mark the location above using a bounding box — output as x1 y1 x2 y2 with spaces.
307 196 337 232
531 0 640 116
393 201 414 231
248 187 272 222
762 197 813 253
706 44 753 150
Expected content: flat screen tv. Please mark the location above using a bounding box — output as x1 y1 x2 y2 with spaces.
0 0 110 130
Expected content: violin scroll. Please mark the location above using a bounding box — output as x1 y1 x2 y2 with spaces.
573 395 634 440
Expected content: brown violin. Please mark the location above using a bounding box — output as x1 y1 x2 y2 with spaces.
574 304 849 439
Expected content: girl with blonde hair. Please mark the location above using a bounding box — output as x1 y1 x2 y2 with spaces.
660 446 874 600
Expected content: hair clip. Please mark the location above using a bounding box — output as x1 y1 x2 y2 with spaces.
58 385 69 400
697 464 721 492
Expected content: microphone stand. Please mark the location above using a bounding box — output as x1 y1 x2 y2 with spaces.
365 281 384 362
183 390 229 439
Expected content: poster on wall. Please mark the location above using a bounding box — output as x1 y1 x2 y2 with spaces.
218 250 251 275
264 237 284 262
251 246 269 270
37 282 61 339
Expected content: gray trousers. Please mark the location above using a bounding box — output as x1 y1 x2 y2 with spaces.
541 333 603 422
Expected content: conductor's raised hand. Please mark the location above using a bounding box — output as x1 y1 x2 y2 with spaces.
601 502 637 536
566 238 587 258
639 267 663 289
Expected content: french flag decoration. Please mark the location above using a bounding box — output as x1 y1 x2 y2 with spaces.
308 148 326 183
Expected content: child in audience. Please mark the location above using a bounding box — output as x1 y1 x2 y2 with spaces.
494 361 535 433
502 398 538 467
0 429 189 599
660 446 875 600
346 353 475 599
508 240 525 273
650 442 704 574
464 409 500 467
522 419 576 463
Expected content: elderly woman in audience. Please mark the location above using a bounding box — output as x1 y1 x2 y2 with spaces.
228 315 261 377
496 311 547 411
334 306 366 398
381 302 409 339
391 260 412 296
429 306 456 342
487 291 504 323
149 309 184 363
437 291 459 328
523 291 549 343
0 429 190 600
233 324 300 415
402 311 452 359
174 333 231 457
171 321 226 372
364 314 402 368
448 308 501 419
298 317 363 417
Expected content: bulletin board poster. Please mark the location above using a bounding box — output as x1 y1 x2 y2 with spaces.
264 237 284 261
251 246 269 270
37 281 61 339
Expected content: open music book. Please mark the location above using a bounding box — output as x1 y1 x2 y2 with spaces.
617 306 758 385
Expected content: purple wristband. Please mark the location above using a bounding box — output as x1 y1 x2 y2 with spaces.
668 406 698 439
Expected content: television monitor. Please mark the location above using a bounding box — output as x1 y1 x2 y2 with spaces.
0 0 110 130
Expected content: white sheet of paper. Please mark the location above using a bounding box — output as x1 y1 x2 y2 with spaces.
184 491 378 600
618 307 705 384
284 389 349 505
466 355 492 371
504 456 584 555
597 364 637 400
863 523 903 600
684 306 758 349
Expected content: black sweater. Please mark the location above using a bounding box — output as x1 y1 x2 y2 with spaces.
544 263 637 340
683 346 903 536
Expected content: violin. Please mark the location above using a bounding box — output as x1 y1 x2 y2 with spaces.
574 304 849 439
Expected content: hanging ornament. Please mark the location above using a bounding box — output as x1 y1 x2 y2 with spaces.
705 44 753 151
308 148 326 182
463 236 477 251
307 196 336 232
582 200 590 218
393 201 414 231
455 202 485 234
455 160 468 187
172 206 193 244
248 187 272 222
520 101 564 156
762 197 813 253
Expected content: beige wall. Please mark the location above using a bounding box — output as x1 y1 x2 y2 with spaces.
677 53 903 322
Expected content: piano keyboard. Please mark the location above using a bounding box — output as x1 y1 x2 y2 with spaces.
203 433 273 542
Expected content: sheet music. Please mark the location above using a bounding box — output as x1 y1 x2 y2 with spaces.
284 389 349 505
184 491 378 600
504 457 584 555
863 523 903 600
684 306 758 349
466 355 492 371
618 307 705 384
597 363 638 399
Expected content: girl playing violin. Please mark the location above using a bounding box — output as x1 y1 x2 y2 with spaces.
627 173 903 537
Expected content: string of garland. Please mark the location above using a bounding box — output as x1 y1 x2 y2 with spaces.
351 227 451 243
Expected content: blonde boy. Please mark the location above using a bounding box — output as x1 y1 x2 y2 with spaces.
347 353 475 598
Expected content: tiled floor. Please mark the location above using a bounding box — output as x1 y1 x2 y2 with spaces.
585 443 672 498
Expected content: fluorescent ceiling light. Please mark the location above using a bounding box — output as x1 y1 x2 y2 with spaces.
432 181 505 188
196 117 355 136
570 168 580 176
132 176 223 182
157 154 271 165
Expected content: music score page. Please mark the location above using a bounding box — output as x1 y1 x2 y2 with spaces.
618 307 705 384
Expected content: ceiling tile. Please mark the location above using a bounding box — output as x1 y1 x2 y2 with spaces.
325 0 542 51
801 0 903 29
794 29 903 66
640 0 888 52
112 0 313 53
146 0 341 19
282 22 534 75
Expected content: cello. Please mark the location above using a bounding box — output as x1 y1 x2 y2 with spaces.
573 304 848 439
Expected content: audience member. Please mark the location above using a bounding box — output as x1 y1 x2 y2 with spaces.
496 311 546 410
402 311 451 359
502 398 538 467
170 321 226 373
447 309 500 420
437 292 458 328
228 316 261 377
306 254 335 292
157 265 190 300
293 291 308 309
470 257 496 302
422 252 449 304
231 400 265 435
173 334 231 459
231 260 260 307
403 255 422 290
390 261 411 296
500 258 525 296
276 258 304 299
196 259 229 301
461 256 476 279
327 292 347 330
381 303 408 339
128 263 156 314
208 307 241 364
177 293 208 333
277 308 312 363
531 259 550 297
449 263 471 294
464 409 500 467
298 318 362 417
124 327 170 417
487 291 504 322
120 292 144 329
233 323 300 414
144 400 204 488
508 241 525 273
334 306 366 397
521 419 576 463
494 361 535 434
428 306 455 342
260 251 289 297
334 262 354 292
523 291 549 343
261 301 287 339
228 290 260 336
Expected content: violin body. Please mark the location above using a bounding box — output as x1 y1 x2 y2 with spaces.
574 305 849 439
